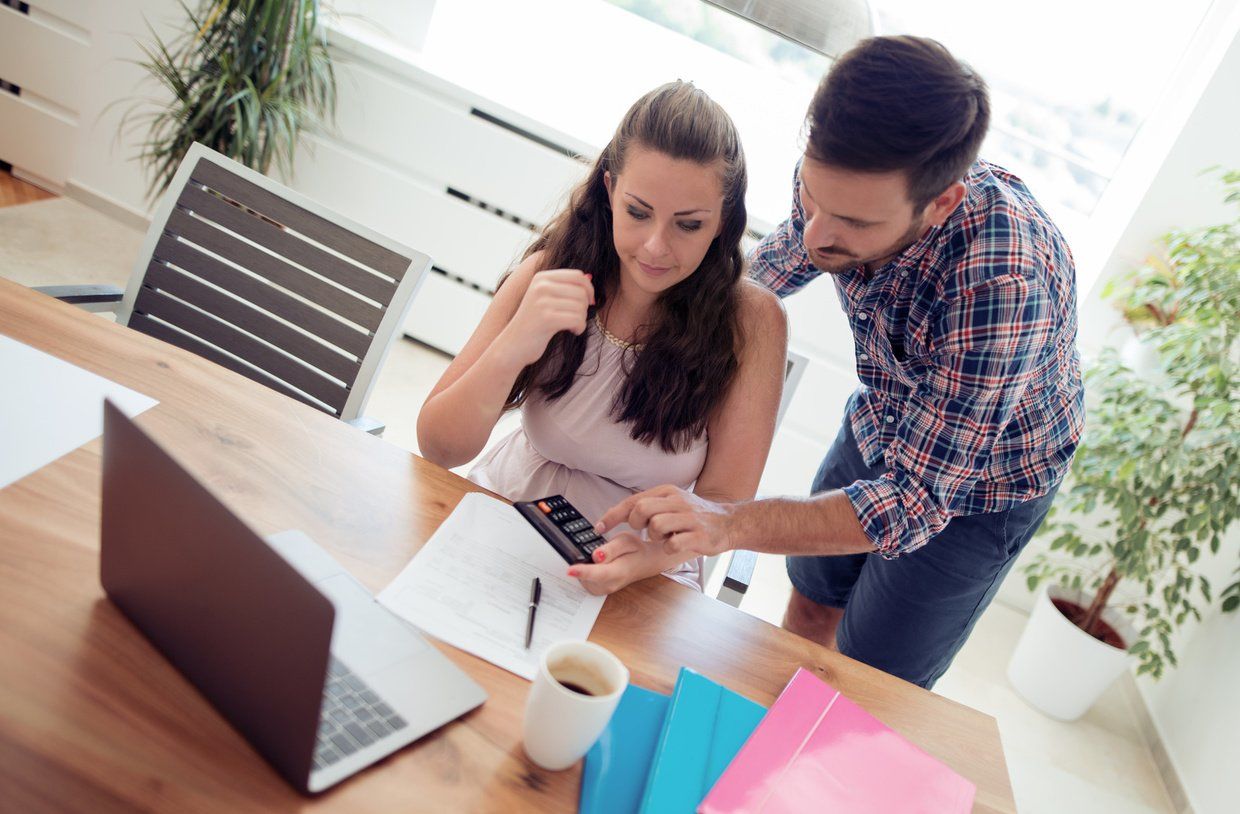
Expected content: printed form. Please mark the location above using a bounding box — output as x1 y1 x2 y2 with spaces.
378 492 606 680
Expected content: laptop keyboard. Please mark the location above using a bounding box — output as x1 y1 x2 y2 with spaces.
313 656 408 770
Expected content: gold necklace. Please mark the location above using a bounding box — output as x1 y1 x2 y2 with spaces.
594 312 644 351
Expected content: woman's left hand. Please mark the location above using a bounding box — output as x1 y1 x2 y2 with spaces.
567 533 668 596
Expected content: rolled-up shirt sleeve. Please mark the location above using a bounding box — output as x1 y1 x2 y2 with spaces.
842 270 1053 557
748 161 823 298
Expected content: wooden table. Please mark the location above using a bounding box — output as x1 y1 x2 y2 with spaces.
0 278 1016 813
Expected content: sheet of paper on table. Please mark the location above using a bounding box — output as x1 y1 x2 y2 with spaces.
0 334 159 490
377 491 606 681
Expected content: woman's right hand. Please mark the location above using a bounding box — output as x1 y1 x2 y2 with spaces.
497 269 595 366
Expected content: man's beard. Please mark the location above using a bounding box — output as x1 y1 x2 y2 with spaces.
811 217 926 275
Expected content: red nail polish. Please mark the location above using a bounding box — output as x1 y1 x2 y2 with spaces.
567 569 577 577
595 550 606 562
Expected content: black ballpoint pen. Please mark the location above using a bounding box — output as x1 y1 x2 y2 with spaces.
524 577 541 649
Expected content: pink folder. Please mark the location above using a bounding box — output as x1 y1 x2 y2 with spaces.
698 668 976 814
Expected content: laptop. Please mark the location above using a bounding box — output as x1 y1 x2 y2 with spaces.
98 400 487 794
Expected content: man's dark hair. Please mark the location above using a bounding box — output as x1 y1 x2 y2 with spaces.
805 35 990 209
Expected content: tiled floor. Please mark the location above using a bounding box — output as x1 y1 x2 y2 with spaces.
0 188 1180 813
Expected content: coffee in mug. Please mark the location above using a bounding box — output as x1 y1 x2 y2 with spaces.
548 654 612 697
522 640 628 771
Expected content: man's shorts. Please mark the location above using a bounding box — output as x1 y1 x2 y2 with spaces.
787 417 1059 689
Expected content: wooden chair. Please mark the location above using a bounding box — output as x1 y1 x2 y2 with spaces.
36 143 430 435
706 348 809 607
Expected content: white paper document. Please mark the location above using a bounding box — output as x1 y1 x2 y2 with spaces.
0 335 158 490
377 492 606 680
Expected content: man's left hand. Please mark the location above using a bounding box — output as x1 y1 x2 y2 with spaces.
595 485 735 558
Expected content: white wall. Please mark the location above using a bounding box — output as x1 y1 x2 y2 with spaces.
0 1 180 224
997 6 1240 812
67 1 182 224
996 1 1240 610
1099 17 1240 814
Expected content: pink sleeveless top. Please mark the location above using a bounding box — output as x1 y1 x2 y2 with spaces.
469 323 708 589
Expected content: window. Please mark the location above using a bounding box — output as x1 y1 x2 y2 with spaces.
605 0 832 86
875 0 1216 255
606 0 1217 255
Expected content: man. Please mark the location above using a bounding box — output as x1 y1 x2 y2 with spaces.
594 36 1084 689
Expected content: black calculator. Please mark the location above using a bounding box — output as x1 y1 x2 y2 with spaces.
514 495 605 565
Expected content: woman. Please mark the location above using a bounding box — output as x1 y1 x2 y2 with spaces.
417 81 787 595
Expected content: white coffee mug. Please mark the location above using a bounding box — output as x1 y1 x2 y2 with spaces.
522 640 629 771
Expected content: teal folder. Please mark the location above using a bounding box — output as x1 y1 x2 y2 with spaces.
637 668 767 814
580 685 671 814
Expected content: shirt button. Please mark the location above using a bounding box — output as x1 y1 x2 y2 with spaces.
900 270 909 278
859 353 869 362
857 312 868 321
885 415 895 424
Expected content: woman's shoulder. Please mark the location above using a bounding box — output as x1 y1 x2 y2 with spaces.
510 250 548 283
495 250 548 298
736 278 787 328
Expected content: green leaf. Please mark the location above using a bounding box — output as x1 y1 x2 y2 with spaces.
119 0 335 200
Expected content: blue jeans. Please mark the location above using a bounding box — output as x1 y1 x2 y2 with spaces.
787 418 1059 689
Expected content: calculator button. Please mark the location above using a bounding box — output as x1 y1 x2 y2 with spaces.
537 501 552 514
573 531 601 544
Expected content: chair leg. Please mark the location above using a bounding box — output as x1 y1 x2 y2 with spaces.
715 549 757 608
344 415 385 435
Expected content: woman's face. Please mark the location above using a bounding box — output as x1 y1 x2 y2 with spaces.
604 146 726 302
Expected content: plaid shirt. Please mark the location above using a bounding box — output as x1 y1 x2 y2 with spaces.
751 159 1084 558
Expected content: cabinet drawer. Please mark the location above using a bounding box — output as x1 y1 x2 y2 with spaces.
403 270 492 356
0 4 87 111
291 135 536 291
332 58 587 227
0 93 75 183
23 0 90 29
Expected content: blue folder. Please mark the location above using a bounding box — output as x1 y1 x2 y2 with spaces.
637 668 767 814
580 685 672 814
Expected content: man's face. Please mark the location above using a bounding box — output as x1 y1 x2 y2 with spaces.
797 157 927 275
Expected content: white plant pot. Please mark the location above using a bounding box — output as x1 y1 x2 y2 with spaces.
1007 585 1137 721
1119 333 1166 385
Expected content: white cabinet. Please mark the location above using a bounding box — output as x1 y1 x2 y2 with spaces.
286 48 591 354
0 2 89 185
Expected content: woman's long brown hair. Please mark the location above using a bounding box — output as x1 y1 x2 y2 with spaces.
503 81 748 453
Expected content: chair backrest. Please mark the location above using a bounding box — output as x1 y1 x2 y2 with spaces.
700 347 809 591
116 143 430 423
777 349 809 431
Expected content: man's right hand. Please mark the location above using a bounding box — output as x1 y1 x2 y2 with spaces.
498 269 595 366
596 485 738 559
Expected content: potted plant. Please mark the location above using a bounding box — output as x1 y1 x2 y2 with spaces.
121 0 337 199
1008 170 1240 721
